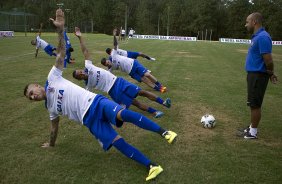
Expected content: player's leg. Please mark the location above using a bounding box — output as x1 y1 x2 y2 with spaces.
144 72 167 93
138 90 171 108
139 52 155 61
117 109 177 143
132 99 164 118
112 135 163 181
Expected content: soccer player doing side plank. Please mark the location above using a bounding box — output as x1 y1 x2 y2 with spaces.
31 23 57 57
101 29 167 93
23 9 177 181
72 27 171 118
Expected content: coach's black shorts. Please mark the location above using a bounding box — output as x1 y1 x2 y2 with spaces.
247 72 269 108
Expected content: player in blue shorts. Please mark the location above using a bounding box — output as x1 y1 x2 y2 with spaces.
101 29 167 93
63 30 75 68
31 23 57 57
105 47 156 61
72 27 171 118
24 9 177 181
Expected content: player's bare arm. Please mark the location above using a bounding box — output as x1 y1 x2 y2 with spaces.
50 8 65 70
263 53 278 84
42 117 59 148
75 27 90 60
113 28 118 50
35 48 39 58
38 23 43 36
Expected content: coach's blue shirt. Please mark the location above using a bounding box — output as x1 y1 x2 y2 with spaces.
245 28 272 72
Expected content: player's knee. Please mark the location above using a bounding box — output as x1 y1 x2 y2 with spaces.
112 135 122 143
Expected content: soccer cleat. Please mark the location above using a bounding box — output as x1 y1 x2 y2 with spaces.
160 86 167 93
244 132 257 139
154 111 164 118
146 165 163 181
150 57 156 61
237 126 250 133
163 131 177 144
163 98 171 108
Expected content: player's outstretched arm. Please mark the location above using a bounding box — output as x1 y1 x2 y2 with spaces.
113 28 118 50
74 27 90 60
50 8 65 71
42 117 59 148
38 23 43 36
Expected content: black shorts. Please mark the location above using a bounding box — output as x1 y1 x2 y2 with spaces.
247 72 269 108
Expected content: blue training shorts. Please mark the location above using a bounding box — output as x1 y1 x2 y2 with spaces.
129 60 148 82
127 51 139 59
83 95 124 151
108 77 141 108
44 44 56 56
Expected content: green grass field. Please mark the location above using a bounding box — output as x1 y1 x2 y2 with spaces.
1 32 282 184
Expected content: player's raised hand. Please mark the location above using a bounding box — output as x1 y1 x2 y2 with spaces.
74 27 82 37
49 8 65 31
113 28 118 36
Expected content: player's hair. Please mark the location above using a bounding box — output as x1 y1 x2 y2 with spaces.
105 48 111 55
101 58 106 65
23 83 31 96
69 47 74 52
72 70 77 79
251 12 263 25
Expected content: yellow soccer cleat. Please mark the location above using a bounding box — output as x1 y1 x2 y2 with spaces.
146 165 163 181
163 131 177 144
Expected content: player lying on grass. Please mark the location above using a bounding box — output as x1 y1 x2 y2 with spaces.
24 8 177 181
72 27 171 118
101 29 166 93
31 23 57 57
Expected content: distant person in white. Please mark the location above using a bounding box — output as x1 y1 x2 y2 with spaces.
128 28 135 38
121 27 126 41
31 23 56 58
72 27 171 118
23 8 177 182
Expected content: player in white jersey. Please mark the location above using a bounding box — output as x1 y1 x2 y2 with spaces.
101 29 166 93
121 27 126 41
72 27 171 118
105 47 156 61
31 23 57 58
23 9 177 181
128 28 135 38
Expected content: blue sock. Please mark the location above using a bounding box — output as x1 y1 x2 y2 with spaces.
113 138 151 167
153 85 160 91
156 97 164 104
121 109 161 133
147 107 157 114
155 81 161 87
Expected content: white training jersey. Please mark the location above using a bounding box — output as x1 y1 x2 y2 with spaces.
121 29 125 34
46 66 96 124
129 29 134 35
117 49 128 57
36 35 48 49
110 48 134 74
85 60 117 93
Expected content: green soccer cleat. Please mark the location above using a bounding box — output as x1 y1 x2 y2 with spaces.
163 131 177 144
146 165 163 181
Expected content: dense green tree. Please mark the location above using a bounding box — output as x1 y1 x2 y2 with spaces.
1 0 281 39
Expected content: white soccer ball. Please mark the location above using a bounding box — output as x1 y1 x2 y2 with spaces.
201 114 216 128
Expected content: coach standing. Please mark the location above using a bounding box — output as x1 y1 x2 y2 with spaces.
243 12 278 139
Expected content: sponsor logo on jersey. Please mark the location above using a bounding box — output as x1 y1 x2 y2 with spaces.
57 90 64 113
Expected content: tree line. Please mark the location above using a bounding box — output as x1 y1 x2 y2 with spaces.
1 0 282 40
